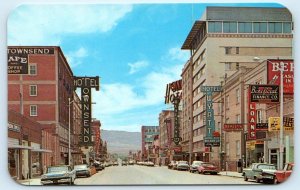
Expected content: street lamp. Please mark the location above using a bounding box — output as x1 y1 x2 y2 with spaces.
253 57 284 170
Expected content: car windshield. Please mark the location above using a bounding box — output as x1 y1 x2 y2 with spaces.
74 165 88 169
47 166 68 173
257 164 276 170
193 161 202 165
178 161 188 164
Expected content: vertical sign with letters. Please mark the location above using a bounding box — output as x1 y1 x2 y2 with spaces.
74 76 100 146
201 86 222 147
248 87 257 140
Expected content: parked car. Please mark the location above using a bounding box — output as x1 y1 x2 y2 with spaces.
93 161 104 171
41 165 76 185
176 161 189 171
113 161 118 166
146 161 155 167
122 161 128 166
129 160 134 165
243 163 276 183
274 163 294 184
168 161 176 169
189 161 203 173
197 162 219 175
74 164 91 177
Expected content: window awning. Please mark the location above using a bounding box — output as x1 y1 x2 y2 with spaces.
31 148 52 153
8 144 34 150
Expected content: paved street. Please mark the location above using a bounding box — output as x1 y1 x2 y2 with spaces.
73 165 256 185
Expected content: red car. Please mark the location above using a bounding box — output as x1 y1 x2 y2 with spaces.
197 162 219 175
274 163 294 184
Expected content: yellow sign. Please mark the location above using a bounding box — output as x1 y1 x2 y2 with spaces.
246 141 255 150
268 117 294 131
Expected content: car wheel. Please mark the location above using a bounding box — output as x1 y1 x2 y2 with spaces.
244 175 248 181
273 177 278 184
255 177 260 183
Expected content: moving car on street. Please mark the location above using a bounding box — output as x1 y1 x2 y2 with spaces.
176 161 189 171
74 164 91 178
41 165 76 185
189 161 203 173
197 162 219 175
274 163 294 184
243 163 276 183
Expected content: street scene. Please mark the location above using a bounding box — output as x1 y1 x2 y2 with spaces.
7 3 294 186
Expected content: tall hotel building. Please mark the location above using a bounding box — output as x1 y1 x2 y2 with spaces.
181 7 293 165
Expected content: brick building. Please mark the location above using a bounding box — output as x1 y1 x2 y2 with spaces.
141 126 159 161
8 46 76 166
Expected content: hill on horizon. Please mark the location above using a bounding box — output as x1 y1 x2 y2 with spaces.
101 129 141 156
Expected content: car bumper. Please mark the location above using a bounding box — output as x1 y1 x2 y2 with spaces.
41 177 72 184
76 171 89 176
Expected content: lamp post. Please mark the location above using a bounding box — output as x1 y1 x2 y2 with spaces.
253 57 284 170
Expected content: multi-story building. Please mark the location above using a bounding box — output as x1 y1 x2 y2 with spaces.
181 60 193 164
181 7 293 167
72 92 83 165
141 126 159 161
8 46 76 165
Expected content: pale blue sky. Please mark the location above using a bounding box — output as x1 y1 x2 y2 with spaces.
8 3 283 132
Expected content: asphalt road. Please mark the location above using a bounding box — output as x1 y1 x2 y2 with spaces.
74 165 257 185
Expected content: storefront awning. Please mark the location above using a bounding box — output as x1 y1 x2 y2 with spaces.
31 148 52 153
8 144 34 150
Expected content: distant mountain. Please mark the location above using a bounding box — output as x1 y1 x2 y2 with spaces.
101 129 141 156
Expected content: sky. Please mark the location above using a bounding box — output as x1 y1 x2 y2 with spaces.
7 3 283 132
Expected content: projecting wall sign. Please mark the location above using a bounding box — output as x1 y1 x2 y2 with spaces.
201 86 222 147
74 76 100 146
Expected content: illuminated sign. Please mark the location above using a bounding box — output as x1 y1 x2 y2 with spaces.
164 79 182 145
74 76 100 146
267 59 294 94
250 85 279 103
248 102 256 140
201 85 222 147
7 47 54 74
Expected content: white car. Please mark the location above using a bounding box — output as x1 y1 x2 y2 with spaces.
41 165 76 185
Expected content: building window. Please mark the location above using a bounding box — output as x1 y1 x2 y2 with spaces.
253 22 267 33
283 22 292 33
238 22 252 33
236 140 241 157
268 22 282 33
29 85 37 96
30 105 37 116
236 114 241 124
225 95 229 109
223 21 237 33
208 21 222 33
225 47 232 55
226 142 230 157
257 110 263 123
236 88 240 104
225 63 232 71
29 64 37 75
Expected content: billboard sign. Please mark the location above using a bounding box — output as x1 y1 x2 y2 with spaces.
250 85 279 103
267 59 294 94
7 47 54 74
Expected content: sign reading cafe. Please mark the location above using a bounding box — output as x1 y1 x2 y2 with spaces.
7 47 54 74
74 76 100 146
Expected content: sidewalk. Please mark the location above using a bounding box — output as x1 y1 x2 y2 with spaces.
219 171 243 178
17 178 41 185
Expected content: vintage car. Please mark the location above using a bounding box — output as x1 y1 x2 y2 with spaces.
74 164 91 177
189 161 203 173
197 162 218 175
274 163 294 184
41 165 76 185
176 161 189 171
168 161 176 169
243 163 276 183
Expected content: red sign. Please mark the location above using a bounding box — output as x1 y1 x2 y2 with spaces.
224 124 243 131
173 146 182 153
267 59 294 94
248 86 257 140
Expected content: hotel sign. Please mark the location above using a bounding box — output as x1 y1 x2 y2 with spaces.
74 76 100 146
250 85 279 103
201 85 222 147
7 47 54 74
267 59 294 94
